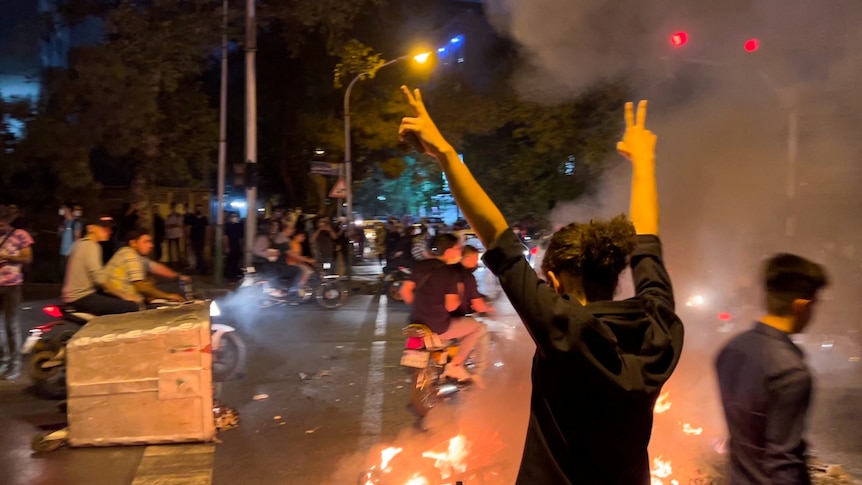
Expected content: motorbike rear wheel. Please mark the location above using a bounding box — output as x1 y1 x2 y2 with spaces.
410 366 437 417
29 351 67 399
316 281 348 309
212 332 247 382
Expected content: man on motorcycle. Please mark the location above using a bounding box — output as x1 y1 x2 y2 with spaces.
61 217 140 315
400 233 486 383
286 232 316 290
103 228 188 304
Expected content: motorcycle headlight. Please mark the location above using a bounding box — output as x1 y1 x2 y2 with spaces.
209 300 221 318
323 262 331 270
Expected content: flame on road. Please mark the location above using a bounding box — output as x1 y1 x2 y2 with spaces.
650 456 673 485
421 434 470 479
681 423 703 436
403 473 429 485
380 447 403 472
654 391 672 413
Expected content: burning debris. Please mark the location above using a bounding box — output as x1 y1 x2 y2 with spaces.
654 391 672 414
421 435 470 480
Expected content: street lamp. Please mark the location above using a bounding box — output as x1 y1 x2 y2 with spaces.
342 52 431 228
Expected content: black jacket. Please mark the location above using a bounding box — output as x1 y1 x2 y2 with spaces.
484 229 684 485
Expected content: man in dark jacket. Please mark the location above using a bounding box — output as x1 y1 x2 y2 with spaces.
398 87 682 484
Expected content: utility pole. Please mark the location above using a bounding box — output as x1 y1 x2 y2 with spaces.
244 0 258 267
785 106 799 238
214 0 228 284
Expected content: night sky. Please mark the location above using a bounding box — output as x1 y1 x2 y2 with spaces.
0 0 40 74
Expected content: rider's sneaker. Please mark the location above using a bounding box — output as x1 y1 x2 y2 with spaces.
442 363 472 382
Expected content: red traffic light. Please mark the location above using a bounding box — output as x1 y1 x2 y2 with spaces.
670 31 688 47
743 38 760 52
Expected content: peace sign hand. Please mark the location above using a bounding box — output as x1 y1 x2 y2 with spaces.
398 86 453 159
616 100 657 163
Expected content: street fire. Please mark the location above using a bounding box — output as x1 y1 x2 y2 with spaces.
654 391 672 413
421 434 470 479
681 423 703 436
380 447 403 472
650 456 676 485
403 473 429 485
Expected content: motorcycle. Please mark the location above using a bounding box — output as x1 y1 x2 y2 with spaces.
381 265 411 302
240 262 349 309
24 288 245 399
400 323 474 417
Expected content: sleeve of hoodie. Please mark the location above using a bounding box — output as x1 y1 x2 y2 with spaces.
628 235 684 388
483 229 627 383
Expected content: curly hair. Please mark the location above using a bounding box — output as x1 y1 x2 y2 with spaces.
541 214 637 301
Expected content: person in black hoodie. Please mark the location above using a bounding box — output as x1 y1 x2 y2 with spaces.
398 87 683 484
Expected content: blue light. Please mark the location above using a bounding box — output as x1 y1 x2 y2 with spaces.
438 47 446 53
450 36 463 44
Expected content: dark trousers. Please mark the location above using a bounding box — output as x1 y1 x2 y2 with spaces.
153 238 164 262
191 239 206 273
0 285 23 365
226 246 242 279
71 292 140 316
167 238 182 266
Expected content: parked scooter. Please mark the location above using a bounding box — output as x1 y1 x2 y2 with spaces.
24 284 245 399
239 262 349 309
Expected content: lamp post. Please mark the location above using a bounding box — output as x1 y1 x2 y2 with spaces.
341 52 430 277
243 0 258 268
214 0 228 284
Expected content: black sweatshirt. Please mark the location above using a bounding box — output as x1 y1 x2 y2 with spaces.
483 229 684 485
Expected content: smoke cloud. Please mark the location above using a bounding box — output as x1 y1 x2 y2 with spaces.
483 0 862 474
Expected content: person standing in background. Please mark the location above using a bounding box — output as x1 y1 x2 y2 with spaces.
152 205 165 262
188 205 209 274
165 203 184 268
58 201 82 280
0 205 34 381
224 212 244 279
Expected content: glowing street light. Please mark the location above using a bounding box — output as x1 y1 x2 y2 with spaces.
413 52 432 64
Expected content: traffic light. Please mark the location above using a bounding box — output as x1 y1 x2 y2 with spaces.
743 38 760 52
670 31 688 47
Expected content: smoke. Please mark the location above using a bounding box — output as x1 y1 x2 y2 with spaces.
488 0 862 331
482 1 862 472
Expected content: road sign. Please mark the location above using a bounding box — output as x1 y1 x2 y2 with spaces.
310 161 341 176
329 177 347 198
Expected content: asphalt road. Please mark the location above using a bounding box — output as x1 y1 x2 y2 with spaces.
1 269 860 485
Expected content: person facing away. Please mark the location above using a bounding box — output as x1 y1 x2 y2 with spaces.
715 254 828 485
400 233 487 383
103 228 187 304
62 216 139 315
398 87 683 484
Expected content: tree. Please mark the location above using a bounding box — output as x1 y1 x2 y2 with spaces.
15 0 222 226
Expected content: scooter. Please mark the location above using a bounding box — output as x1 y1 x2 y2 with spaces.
400 324 475 418
381 265 411 302
240 262 349 309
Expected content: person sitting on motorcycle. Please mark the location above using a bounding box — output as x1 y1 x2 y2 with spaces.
400 233 487 383
253 220 300 293
61 216 140 315
286 231 316 290
453 244 494 315
103 228 188 305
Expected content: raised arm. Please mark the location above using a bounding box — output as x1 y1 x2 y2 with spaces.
617 100 659 236
398 86 508 248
